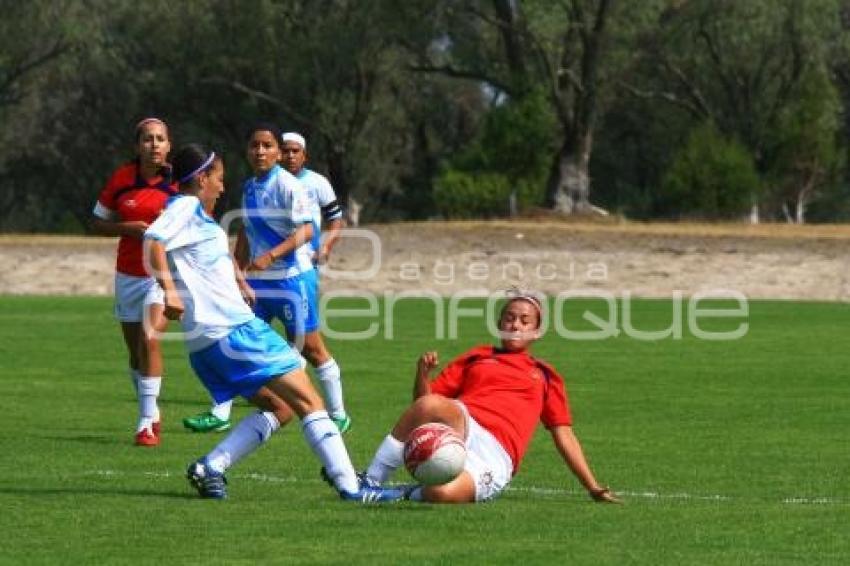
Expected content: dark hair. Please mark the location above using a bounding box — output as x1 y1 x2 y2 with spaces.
246 121 282 145
171 143 217 185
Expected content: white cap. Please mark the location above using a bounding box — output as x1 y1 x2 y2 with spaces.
281 132 306 149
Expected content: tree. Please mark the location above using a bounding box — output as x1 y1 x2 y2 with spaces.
766 67 844 223
632 0 848 220
0 1 77 228
660 122 760 219
401 0 667 214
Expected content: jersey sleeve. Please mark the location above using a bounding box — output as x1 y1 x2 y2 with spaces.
538 362 573 428
284 176 313 225
314 174 343 221
93 170 121 221
429 346 488 398
144 196 197 250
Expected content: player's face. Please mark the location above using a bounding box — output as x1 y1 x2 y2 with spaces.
197 159 225 213
136 123 170 169
498 299 541 351
247 131 281 175
280 141 306 175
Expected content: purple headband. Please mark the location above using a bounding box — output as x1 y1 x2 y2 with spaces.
178 151 216 184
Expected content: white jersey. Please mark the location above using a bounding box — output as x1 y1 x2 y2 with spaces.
145 194 254 352
242 164 314 278
294 168 343 254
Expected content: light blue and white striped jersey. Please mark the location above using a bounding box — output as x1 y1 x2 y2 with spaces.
294 168 343 254
242 164 314 278
145 194 254 352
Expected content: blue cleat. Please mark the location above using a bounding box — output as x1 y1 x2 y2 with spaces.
339 484 410 503
186 459 228 499
320 467 412 503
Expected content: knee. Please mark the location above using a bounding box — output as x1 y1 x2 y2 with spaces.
410 394 451 420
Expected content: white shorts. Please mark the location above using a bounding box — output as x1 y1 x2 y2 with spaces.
455 401 513 502
114 273 164 323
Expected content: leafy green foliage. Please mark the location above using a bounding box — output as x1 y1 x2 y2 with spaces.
434 91 554 217
433 170 512 218
0 0 848 228
764 65 846 218
661 123 761 218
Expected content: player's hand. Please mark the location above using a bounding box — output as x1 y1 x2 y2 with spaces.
239 281 256 307
163 291 184 321
313 248 330 266
589 486 621 504
418 351 439 375
248 252 274 272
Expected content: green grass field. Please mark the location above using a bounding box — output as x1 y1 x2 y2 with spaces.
1 296 848 565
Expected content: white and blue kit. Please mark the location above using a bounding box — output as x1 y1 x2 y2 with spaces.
144 194 302 402
242 164 321 335
294 168 343 257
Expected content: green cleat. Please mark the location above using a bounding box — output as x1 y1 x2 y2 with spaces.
183 411 231 433
332 414 352 434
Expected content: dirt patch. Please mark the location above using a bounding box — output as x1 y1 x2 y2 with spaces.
2 221 849 300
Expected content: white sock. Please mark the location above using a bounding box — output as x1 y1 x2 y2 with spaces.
205 411 279 474
301 410 358 493
315 359 346 419
136 377 161 431
128 368 140 394
365 434 404 484
210 399 233 421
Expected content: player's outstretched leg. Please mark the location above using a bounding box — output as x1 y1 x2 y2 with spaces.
185 410 279 499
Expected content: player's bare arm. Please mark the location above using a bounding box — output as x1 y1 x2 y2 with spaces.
550 425 620 503
91 217 150 239
145 239 184 320
315 217 344 265
233 226 250 269
232 257 256 307
413 351 439 399
248 222 314 271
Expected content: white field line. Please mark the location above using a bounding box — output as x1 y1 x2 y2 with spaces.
83 469 845 505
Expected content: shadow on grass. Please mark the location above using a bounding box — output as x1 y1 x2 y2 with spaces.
0 485 196 500
33 434 128 446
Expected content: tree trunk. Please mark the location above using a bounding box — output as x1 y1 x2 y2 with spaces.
545 135 593 214
748 201 760 224
795 193 805 224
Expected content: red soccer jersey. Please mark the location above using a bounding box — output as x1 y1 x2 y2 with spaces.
429 345 572 475
94 162 177 276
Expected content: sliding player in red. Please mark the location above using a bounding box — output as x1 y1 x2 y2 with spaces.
362 292 620 504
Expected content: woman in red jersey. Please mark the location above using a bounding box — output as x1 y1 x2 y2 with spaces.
362 292 620 504
91 117 176 447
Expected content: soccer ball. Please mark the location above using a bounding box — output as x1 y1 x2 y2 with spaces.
403 422 466 486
